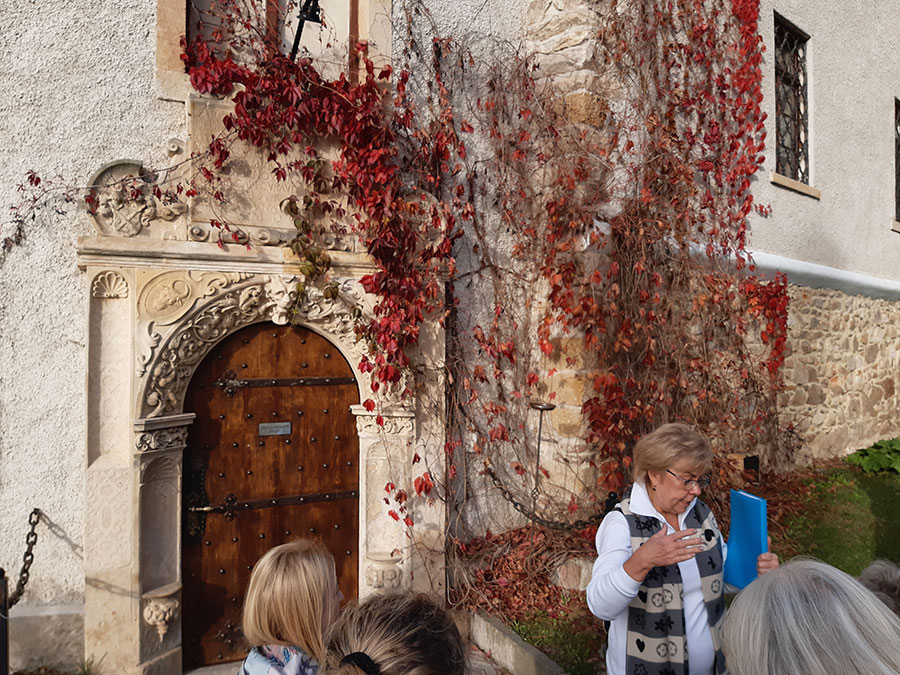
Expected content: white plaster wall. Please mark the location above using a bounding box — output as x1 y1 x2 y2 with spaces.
417 0 527 45
750 1 900 281
0 0 183 609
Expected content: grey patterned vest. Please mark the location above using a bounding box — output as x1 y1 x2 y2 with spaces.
615 489 727 675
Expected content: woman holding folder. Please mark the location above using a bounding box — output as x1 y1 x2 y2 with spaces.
586 423 779 675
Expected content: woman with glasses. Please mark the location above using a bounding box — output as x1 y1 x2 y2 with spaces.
586 423 779 675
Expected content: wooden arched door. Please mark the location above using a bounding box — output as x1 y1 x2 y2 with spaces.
181 323 360 668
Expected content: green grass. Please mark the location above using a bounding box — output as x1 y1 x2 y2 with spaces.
778 465 900 575
509 605 606 675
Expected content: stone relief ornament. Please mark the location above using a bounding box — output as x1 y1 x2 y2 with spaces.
295 278 366 338
355 414 415 437
140 276 368 418
365 554 404 589
135 427 189 454
139 455 182 487
136 323 162 378
136 271 255 377
87 160 186 237
142 596 180 642
267 275 299 325
186 221 298 248
91 271 128 299
138 271 255 325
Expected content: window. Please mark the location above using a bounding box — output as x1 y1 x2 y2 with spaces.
774 14 809 184
895 99 900 223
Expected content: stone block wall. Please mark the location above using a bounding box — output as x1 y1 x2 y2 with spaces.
779 285 900 463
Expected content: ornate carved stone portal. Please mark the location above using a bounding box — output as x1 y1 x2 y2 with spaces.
77 124 447 673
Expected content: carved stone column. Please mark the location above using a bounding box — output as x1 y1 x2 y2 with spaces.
84 267 138 674
353 406 416 596
134 415 192 669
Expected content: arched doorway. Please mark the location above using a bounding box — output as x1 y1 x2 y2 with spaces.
180 322 360 668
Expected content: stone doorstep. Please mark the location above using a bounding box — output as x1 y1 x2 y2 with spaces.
470 610 566 675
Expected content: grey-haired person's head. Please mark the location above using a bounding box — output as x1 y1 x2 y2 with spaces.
723 558 900 675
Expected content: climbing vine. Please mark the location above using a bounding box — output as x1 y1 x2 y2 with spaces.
7 0 794 616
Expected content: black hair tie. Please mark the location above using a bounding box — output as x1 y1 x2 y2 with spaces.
340 652 380 675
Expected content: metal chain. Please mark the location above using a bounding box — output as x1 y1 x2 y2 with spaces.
8 508 41 608
485 467 609 531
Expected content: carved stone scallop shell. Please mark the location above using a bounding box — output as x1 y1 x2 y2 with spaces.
91 271 129 299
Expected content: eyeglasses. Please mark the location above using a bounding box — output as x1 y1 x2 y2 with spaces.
666 469 711 490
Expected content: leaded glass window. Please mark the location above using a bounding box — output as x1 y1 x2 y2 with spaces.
774 14 809 184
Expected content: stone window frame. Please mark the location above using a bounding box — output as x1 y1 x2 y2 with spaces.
893 97 900 232
770 12 820 199
156 0 391 102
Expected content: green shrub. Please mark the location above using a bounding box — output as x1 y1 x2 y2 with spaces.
846 438 900 473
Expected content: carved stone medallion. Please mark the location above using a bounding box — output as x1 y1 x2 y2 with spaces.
87 160 186 237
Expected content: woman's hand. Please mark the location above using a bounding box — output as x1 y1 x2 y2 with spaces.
624 528 703 582
757 536 780 575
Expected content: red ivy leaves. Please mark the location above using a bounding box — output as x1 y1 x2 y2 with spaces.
414 472 434 496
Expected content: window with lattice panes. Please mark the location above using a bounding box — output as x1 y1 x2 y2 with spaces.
774 13 809 184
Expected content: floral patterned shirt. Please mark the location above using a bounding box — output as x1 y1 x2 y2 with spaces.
240 644 318 675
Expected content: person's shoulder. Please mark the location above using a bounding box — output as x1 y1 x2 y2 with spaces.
278 646 319 675
597 507 629 543
241 648 276 675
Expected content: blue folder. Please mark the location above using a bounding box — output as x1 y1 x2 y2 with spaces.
723 489 768 589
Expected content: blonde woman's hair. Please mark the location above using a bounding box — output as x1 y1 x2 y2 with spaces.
242 539 337 664
630 423 712 485
325 590 466 675
723 558 900 675
858 559 900 617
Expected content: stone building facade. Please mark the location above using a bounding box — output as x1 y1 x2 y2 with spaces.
522 0 900 466
1 0 899 671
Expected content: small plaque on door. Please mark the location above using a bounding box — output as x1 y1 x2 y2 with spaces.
258 422 292 436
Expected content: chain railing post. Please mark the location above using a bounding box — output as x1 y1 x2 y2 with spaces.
1 568 9 675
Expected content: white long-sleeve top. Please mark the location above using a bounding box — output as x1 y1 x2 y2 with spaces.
585 481 726 675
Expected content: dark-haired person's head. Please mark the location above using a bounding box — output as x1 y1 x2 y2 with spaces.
326 590 466 675
858 558 900 617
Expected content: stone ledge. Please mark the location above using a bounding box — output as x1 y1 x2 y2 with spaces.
769 171 821 199
470 610 565 675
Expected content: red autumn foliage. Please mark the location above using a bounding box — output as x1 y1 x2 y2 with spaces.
3 0 797 622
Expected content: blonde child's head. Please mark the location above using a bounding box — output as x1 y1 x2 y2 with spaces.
242 539 340 664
